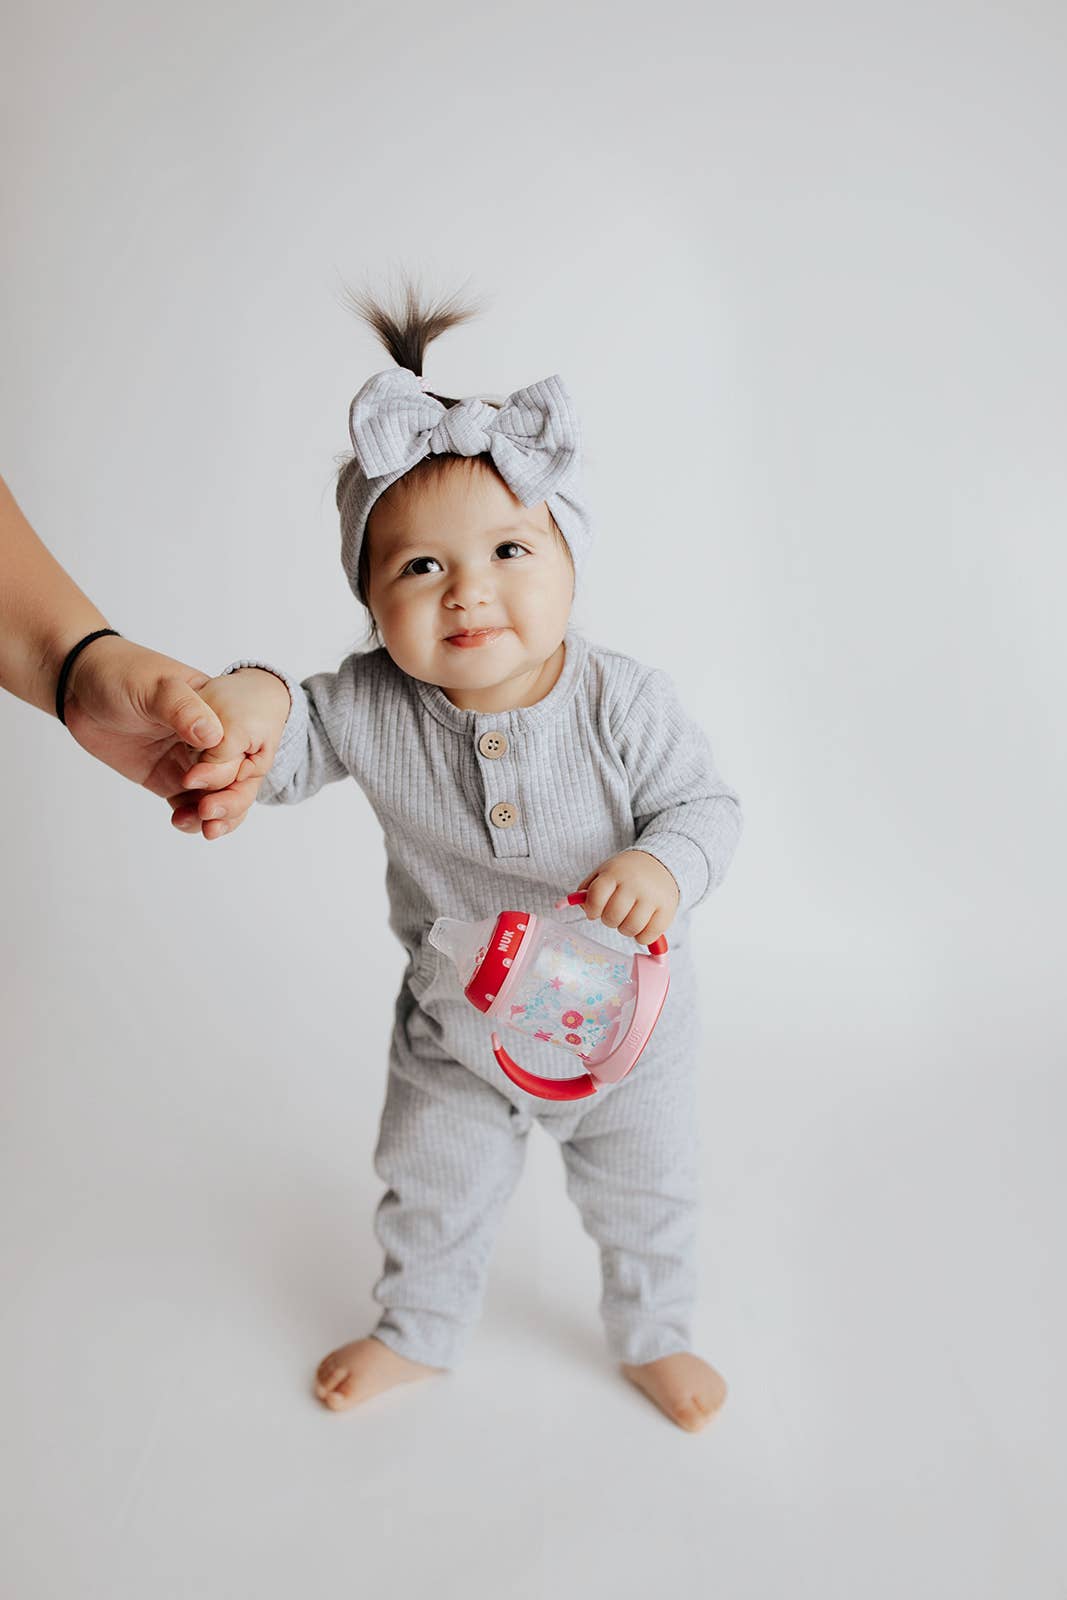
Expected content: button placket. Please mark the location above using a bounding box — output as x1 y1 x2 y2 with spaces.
474 719 528 858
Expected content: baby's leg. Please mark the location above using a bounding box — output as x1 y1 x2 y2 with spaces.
315 1015 529 1413
554 1038 726 1433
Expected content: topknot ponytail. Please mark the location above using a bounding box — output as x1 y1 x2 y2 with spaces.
340 272 486 402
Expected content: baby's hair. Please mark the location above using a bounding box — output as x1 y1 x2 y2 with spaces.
334 271 571 649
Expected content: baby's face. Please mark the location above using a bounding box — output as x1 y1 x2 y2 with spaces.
365 462 574 707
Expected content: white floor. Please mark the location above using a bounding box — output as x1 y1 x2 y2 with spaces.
2 979 1063 1599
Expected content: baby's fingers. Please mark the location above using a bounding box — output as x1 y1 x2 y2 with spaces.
168 774 263 839
194 774 263 832
180 752 246 791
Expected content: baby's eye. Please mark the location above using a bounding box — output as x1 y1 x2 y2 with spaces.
401 542 530 577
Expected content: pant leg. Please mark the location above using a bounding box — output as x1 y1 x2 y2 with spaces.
371 989 530 1369
547 964 703 1365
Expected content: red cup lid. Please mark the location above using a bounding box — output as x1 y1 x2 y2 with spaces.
464 911 532 1013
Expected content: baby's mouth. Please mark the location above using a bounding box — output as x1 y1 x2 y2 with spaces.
444 627 506 647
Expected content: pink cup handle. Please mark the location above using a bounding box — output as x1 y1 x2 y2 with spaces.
553 888 669 956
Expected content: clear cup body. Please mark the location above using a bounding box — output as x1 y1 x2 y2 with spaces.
501 917 638 1059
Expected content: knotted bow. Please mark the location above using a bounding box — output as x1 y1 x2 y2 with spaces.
348 368 581 508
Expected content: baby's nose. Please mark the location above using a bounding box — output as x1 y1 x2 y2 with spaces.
445 572 494 605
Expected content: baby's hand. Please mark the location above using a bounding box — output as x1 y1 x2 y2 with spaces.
575 850 680 945
168 668 291 841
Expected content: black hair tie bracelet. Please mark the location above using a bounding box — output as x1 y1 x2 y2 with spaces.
55 628 122 726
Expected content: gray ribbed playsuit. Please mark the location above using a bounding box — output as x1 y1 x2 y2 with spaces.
227 626 743 1367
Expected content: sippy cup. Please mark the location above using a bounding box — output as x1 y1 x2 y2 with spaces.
427 890 670 1101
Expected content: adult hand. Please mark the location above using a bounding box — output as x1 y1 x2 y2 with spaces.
0 473 224 798
61 633 226 800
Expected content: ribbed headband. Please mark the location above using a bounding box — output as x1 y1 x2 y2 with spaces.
337 368 593 601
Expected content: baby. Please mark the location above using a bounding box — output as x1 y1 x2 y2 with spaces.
170 283 744 1432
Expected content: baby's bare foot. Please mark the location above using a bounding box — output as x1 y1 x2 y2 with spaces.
621 1351 728 1433
313 1336 441 1413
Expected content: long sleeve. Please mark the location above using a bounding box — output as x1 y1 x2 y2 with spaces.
220 656 356 805
611 666 744 917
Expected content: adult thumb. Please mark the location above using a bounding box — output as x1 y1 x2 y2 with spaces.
151 675 224 748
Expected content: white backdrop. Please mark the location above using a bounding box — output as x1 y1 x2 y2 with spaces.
2 3 1065 1596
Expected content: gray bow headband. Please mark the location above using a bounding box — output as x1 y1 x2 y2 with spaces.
337 367 593 602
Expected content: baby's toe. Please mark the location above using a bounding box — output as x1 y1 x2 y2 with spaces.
315 1357 345 1396
671 1396 708 1432
324 1379 355 1408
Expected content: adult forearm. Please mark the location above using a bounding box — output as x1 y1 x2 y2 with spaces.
0 475 111 716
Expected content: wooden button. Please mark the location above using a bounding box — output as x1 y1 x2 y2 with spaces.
478 730 508 760
489 801 518 829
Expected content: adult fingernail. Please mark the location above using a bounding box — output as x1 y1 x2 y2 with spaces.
203 805 224 820
192 718 218 742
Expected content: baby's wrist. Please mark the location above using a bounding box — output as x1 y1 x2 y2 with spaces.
229 666 292 716
222 659 292 700
222 660 292 692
